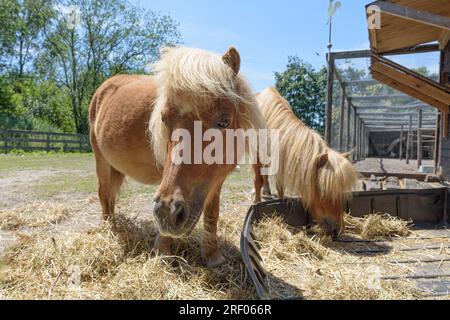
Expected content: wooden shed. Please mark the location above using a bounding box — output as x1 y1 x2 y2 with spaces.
366 0 450 178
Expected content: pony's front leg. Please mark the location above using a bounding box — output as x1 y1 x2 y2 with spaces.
253 163 264 203
201 186 226 267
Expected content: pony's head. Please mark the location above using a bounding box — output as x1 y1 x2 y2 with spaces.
149 46 263 237
311 150 358 239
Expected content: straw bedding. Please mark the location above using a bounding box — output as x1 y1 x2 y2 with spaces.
0 202 71 231
254 215 419 300
0 202 419 300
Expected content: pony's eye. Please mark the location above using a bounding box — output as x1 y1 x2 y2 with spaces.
216 117 230 129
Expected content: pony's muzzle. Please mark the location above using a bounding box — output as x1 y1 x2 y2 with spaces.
153 200 189 236
320 219 344 241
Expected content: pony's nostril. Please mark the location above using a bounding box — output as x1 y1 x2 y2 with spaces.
173 202 187 228
331 229 339 241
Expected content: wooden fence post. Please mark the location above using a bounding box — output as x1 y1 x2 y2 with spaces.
3 131 8 154
79 135 83 153
46 133 51 152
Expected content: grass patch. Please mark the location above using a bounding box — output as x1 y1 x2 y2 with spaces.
0 153 94 172
35 173 98 197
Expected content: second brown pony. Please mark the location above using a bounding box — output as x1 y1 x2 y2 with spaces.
254 87 360 238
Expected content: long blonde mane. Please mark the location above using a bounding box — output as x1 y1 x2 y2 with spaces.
149 46 264 164
257 87 359 208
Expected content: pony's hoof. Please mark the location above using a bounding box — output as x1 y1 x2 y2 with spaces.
205 252 226 268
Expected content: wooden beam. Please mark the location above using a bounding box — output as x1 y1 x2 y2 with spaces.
367 127 435 132
371 70 449 114
439 30 450 50
350 94 411 101
362 120 434 124
372 1 450 31
354 104 432 110
357 112 435 117
347 80 379 86
372 57 450 105
325 55 335 144
330 43 439 60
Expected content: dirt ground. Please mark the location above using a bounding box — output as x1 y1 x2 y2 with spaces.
0 153 254 260
354 158 434 174
0 154 449 300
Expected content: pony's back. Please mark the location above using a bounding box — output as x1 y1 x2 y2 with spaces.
256 88 360 228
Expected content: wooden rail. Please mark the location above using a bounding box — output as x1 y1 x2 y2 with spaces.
0 129 91 153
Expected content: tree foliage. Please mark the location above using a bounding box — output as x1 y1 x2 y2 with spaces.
0 0 181 133
275 56 327 133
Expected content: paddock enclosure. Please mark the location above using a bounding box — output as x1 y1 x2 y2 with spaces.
0 153 449 300
1 0 450 300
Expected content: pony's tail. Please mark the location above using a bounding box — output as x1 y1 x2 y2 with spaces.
316 149 360 206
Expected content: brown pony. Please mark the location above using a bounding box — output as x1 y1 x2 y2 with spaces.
89 46 264 266
254 87 360 238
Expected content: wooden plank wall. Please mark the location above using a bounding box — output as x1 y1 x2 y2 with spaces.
0 129 91 153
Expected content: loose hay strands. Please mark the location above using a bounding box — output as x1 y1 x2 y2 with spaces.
0 201 71 231
345 213 412 240
253 214 420 300
0 213 254 300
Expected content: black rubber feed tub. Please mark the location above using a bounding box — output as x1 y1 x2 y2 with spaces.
240 188 448 300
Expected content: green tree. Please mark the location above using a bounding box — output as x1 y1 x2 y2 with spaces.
275 56 327 133
36 0 181 134
0 0 53 77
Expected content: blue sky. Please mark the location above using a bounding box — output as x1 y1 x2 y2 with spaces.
137 0 439 91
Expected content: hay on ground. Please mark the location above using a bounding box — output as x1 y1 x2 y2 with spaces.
345 213 412 240
0 213 254 300
0 201 71 231
0 204 418 300
253 214 420 300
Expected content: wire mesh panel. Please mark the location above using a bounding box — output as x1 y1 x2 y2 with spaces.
329 54 438 162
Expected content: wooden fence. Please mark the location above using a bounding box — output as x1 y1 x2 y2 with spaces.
0 129 91 153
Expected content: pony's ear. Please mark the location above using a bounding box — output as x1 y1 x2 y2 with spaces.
222 47 241 74
316 152 329 169
341 151 352 159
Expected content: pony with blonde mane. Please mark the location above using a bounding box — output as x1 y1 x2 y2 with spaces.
254 87 360 238
89 46 264 266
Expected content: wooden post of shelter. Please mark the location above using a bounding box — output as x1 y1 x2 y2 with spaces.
399 125 404 160
417 109 423 168
346 104 352 152
362 125 366 159
439 41 450 177
338 82 346 151
406 114 412 164
325 54 335 145
352 112 357 161
435 111 441 174
355 116 360 161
